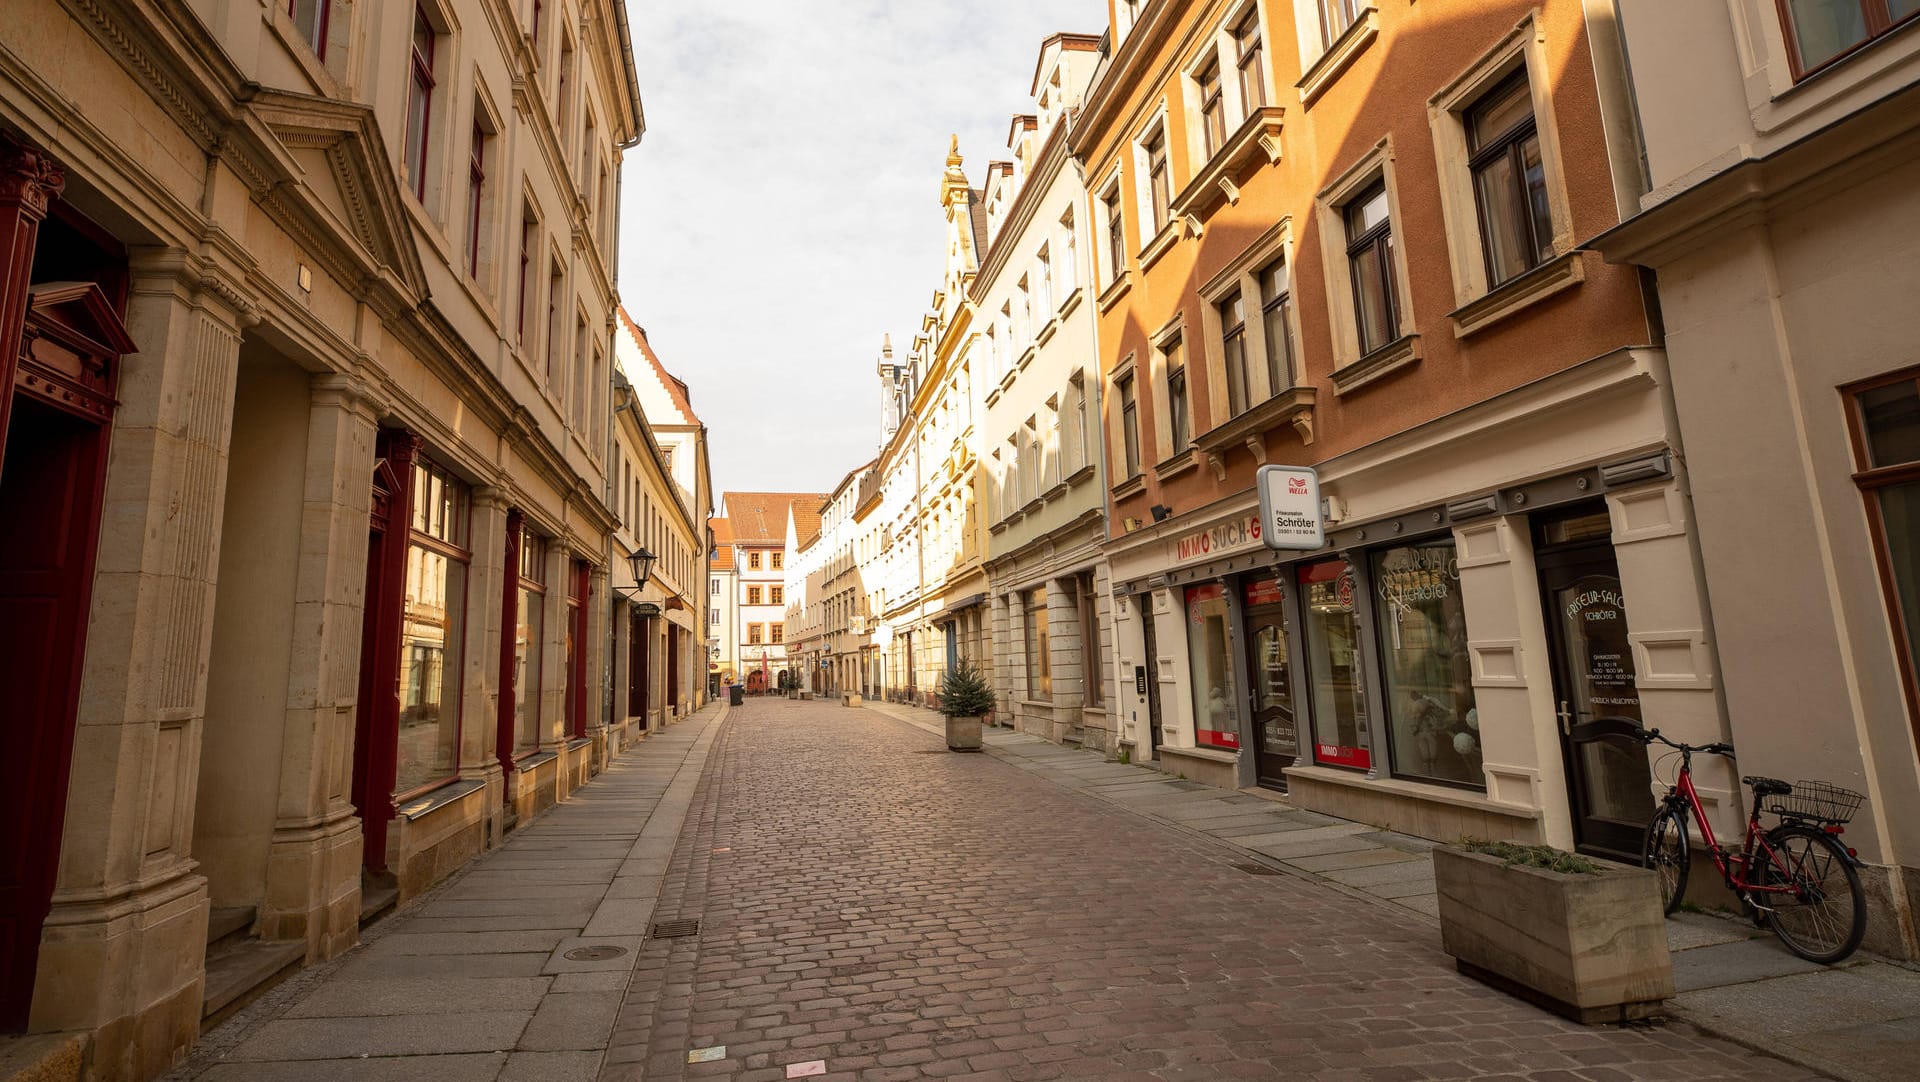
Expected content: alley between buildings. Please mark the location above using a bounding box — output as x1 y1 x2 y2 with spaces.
160 702 1837 1082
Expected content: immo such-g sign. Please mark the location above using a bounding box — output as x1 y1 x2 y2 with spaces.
1257 465 1324 551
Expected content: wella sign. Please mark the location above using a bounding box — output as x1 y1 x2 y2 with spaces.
1257 465 1325 551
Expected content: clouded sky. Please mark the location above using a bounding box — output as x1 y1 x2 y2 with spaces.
617 1 1103 501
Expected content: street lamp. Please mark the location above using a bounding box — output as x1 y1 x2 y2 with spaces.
614 546 656 602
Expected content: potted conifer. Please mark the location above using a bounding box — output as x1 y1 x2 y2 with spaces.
939 663 993 752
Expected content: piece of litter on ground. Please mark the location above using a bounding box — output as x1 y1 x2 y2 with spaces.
712 847 731 852
786 1062 827 1079
687 1046 726 1063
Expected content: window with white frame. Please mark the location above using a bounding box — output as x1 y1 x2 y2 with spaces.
1034 246 1053 320
1165 337 1191 456
1014 278 1031 352
1044 397 1063 490
1023 417 1042 504
1235 7 1268 111
1318 0 1364 49
1067 372 1090 473
1137 122 1171 242
1196 56 1228 159
1058 210 1079 296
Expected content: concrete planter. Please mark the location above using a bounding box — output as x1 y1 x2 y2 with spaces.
841 692 863 707
1434 845 1673 1023
944 714 983 752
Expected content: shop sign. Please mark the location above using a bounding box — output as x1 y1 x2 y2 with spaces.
1172 516 1262 562
1134 666 1148 696
1257 465 1324 551
1316 743 1371 769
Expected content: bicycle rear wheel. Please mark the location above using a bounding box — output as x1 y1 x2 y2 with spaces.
1642 805 1689 916
1762 824 1866 964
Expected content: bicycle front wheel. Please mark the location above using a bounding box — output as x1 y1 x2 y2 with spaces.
1643 805 1690 916
1762 824 1866 964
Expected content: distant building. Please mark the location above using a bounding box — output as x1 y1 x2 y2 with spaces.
709 519 741 691
718 492 829 692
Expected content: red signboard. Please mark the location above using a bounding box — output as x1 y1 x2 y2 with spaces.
1198 728 1242 751
1315 743 1371 770
1243 577 1285 608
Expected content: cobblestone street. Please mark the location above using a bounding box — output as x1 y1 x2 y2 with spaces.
161 699 1836 1082
601 701 1817 1082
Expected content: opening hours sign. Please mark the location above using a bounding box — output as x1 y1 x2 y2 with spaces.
1257 465 1324 551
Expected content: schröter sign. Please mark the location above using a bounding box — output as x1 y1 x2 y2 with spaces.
1257 465 1324 551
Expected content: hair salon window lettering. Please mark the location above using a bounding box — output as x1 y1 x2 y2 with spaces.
1372 542 1483 789
1561 581 1640 719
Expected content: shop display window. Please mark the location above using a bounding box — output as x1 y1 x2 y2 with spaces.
514 533 546 754
1186 584 1241 749
1300 559 1370 768
1025 590 1051 699
1371 541 1482 788
397 458 469 794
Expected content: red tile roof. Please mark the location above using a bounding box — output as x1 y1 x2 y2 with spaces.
722 492 829 545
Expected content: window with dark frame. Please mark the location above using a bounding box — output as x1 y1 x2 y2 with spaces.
1118 372 1142 478
545 256 563 382
1846 370 1920 732
1102 183 1126 284
1166 337 1190 454
1235 9 1267 111
747 586 762 605
1197 59 1227 159
1079 574 1104 706
1144 127 1171 237
1220 290 1250 416
404 6 436 200
516 209 535 340
1259 256 1296 393
1025 590 1052 700
1344 181 1400 355
466 120 487 278
1320 0 1363 50
1466 69 1552 287
290 0 330 58
530 0 543 52
1779 0 1920 78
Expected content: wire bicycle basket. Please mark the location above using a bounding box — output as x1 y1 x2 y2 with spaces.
1766 780 1865 824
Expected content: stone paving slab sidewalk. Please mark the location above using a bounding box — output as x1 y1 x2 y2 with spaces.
864 700 1920 1082
161 703 731 1082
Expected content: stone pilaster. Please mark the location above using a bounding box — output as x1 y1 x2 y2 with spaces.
1047 579 1080 743
466 486 511 842
259 371 382 961
35 252 255 1079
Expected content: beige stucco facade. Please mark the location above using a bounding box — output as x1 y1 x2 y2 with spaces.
1594 0 1920 959
0 0 643 1073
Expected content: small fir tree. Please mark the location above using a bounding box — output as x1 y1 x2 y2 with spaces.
939 662 995 718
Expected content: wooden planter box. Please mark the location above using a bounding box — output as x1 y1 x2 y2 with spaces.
944 715 982 752
1433 845 1673 1023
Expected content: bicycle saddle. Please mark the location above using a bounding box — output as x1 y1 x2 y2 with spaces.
1743 775 1792 796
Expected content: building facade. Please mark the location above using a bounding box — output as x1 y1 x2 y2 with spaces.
1073 0 1724 867
708 518 740 692
0 0 640 1072
785 463 876 698
1591 0 1920 958
609 314 711 754
976 34 1122 751
719 492 825 692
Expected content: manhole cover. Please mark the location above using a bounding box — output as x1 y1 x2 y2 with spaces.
650 919 701 939
1231 862 1282 876
563 945 628 961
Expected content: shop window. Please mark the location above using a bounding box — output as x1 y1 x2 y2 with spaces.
398 457 469 794
1371 541 1481 788
1186 584 1241 750
1025 590 1052 700
1300 559 1369 768
1080 574 1104 706
514 532 547 755
1781 1 1920 78
565 560 586 739
1847 371 1920 731
1466 71 1552 288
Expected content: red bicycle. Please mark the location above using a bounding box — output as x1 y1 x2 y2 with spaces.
1637 727 1867 963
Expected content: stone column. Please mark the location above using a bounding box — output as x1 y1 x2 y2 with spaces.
1048 579 1080 744
259 371 383 960
35 252 254 1078
466 487 511 841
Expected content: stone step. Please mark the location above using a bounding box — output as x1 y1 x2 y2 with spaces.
200 938 305 1031
0 1031 83 1082
205 906 254 953
358 879 400 929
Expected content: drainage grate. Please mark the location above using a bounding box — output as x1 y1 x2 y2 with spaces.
650 919 701 939
1232 862 1282 877
564 944 628 961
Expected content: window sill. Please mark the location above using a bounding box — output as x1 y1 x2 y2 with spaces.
989 519 1011 535
985 386 1003 408
1154 448 1200 482
1035 318 1060 350
1042 480 1069 501
1192 386 1318 471
1160 743 1238 765
1111 473 1147 500
1298 8 1379 108
1170 107 1287 224
1449 250 1585 338
1098 274 1133 314
999 367 1017 393
1138 224 1178 273
395 777 486 822
1058 287 1085 321
1065 463 1097 487
1330 334 1421 397
1017 345 1037 372
1020 497 1047 516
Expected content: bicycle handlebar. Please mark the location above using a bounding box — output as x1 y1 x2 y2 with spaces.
1638 727 1735 756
